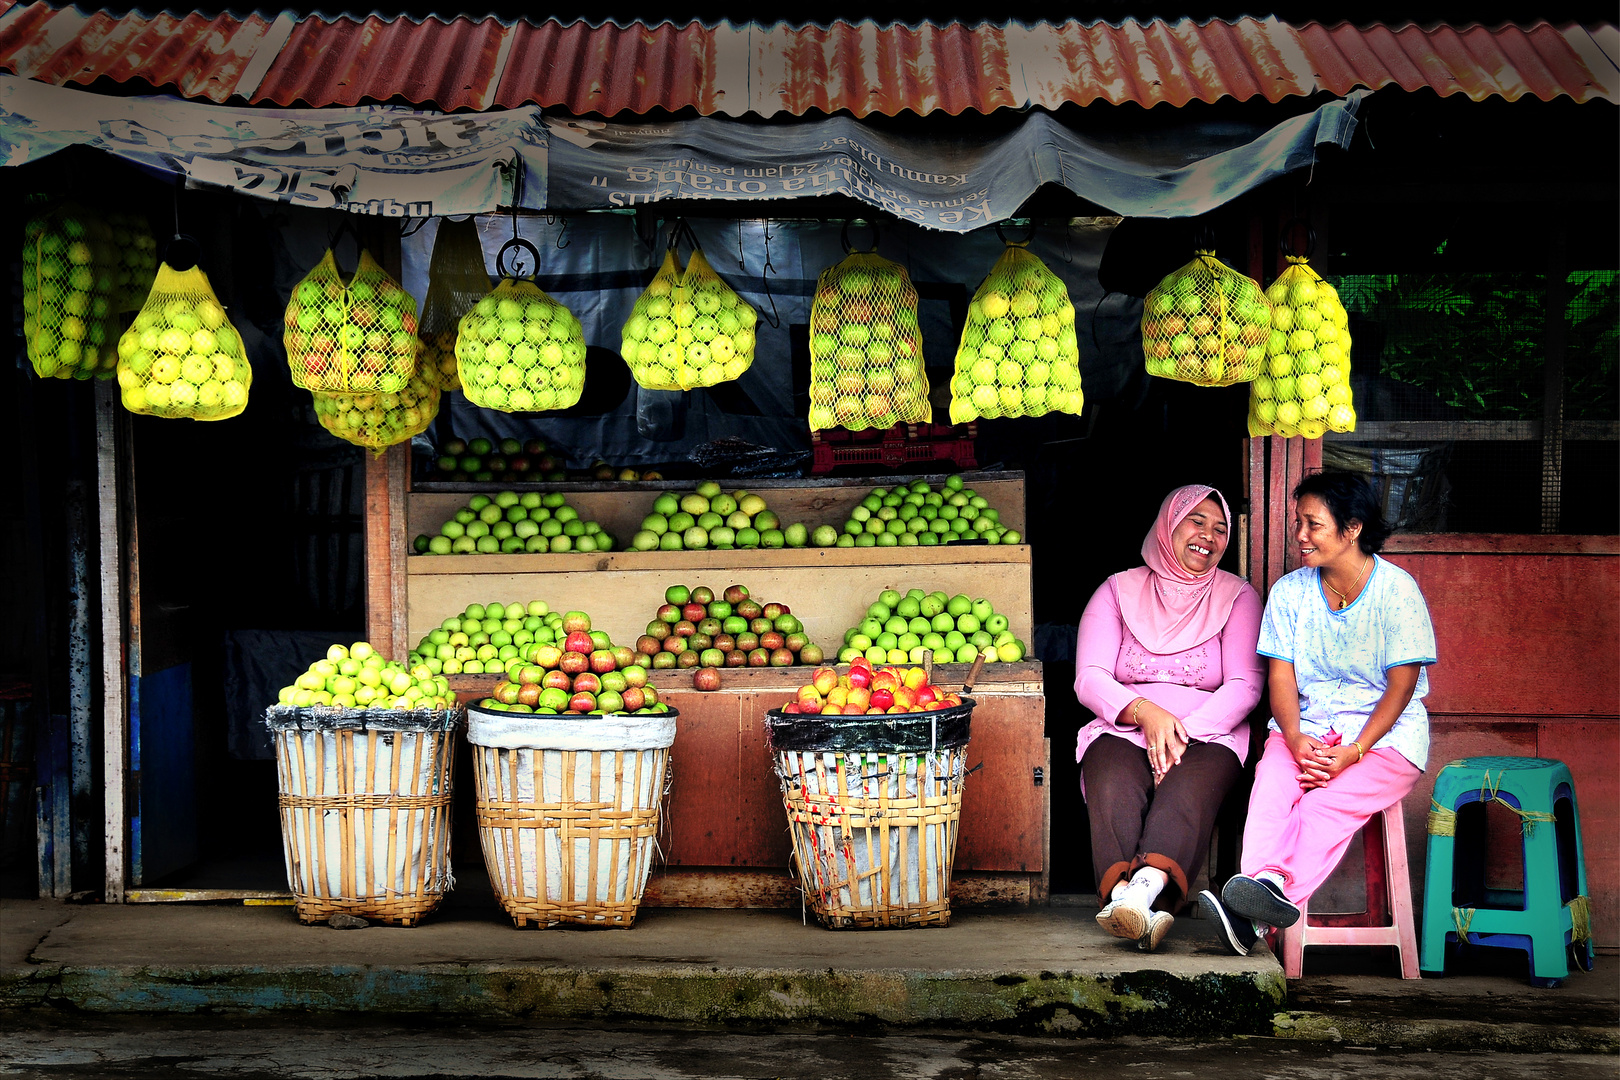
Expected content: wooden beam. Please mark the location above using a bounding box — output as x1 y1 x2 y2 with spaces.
95 382 127 904
363 444 410 659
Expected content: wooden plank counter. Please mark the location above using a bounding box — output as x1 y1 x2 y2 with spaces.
450 663 1048 908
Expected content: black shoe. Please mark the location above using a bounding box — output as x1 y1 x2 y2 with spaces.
1222 874 1302 929
1198 889 1258 956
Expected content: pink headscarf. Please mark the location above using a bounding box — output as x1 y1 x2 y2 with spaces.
1113 484 1248 655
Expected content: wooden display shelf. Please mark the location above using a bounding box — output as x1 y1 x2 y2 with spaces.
407 544 1034 663
449 662 1049 908
407 470 1027 544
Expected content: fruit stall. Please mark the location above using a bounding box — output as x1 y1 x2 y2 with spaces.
363 460 1052 907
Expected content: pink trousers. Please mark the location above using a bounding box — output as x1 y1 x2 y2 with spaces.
1240 732 1422 905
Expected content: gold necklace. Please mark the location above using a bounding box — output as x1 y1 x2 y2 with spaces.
1324 554 1371 610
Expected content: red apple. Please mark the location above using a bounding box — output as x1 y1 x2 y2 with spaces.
747 648 770 667
662 636 687 654
769 647 795 667
572 671 601 695
724 650 747 668
569 690 597 713
870 688 895 710
847 666 872 689
674 620 697 638
692 667 722 692
564 630 594 655
723 584 748 604
621 686 646 711
682 602 707 624
516 684 542 707
636 635 663 656
762 603 786 620
760 631 785 651
589 650 618 674
812 667 838 694
562 611 592 634
542 670 572 691
558 651 589 675
734 632 759 652
657 604 681 624
713 633 736 653
676 650 701 668
611 646 636 669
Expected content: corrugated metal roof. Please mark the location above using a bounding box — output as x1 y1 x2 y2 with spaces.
0 8 1615 115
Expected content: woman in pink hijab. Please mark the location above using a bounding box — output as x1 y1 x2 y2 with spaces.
1073 484 1264 951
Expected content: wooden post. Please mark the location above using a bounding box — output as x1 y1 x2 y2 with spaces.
364 442 411 658
95 382 128 903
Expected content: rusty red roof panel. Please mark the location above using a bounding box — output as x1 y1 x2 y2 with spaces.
1296 20 1618 103
490 18 719 115
0 9 1615 114
252 13 509 110
0 3 275 101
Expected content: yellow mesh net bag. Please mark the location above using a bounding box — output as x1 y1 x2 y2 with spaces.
1142 250 1271 387
22 201 120 381
1247 257 1356 439
312 368 440 455
283 248 421 394
806 249 930 432
621 247 757 392
455 248 586 413
417 217 492 391
950 244 1083 422
107 211 160 314
116 262 252 421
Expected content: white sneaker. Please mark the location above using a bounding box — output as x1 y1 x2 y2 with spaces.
1097 898 1150 941
1138 910 1174 952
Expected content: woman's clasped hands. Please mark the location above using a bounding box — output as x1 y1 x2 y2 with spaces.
1134 699 1190 784
1286 730 1358 789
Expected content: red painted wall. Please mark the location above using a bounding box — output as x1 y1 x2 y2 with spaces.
1383 539 1619 951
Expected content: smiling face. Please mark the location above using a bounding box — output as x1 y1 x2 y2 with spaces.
1294 493 1362 570
1172 497 1229 574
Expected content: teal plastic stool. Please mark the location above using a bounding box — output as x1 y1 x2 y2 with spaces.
1419 756 1594 987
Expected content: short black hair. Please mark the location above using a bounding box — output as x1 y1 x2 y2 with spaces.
1293 471 1392 554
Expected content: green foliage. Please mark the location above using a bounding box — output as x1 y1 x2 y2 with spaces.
1334 272 1617 422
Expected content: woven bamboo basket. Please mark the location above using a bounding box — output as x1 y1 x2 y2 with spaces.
766 701 974 929
266 704 461 926
467 707 676 928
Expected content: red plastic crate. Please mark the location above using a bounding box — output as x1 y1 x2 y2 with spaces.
810 423 977 474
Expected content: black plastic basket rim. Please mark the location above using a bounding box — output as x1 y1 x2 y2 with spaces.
764 698 974 753
264 703 465 734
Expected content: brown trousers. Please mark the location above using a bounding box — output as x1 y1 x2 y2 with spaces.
1081 733 1243 913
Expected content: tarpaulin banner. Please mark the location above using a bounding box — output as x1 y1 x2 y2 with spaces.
0 74 541 217
537 96 1363 231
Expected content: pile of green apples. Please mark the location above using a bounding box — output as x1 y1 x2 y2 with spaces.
836 475 1023 547
408 599 563 676
414 491 616 555
836 587 1026 666
628 482 831 551
276 641 453 710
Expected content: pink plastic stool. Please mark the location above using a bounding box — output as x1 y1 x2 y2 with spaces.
1280 800 1421 979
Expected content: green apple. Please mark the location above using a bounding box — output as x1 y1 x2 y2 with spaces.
971 598 995 623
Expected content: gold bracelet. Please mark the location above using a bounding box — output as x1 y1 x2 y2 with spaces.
1351 741 1366 762
1130 698 1147 725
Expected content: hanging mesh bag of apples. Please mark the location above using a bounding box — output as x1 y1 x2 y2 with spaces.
455 236 587 412
283 235 421 395
107 211 160 315
116 241 253 421
621 223 758 392
807 223 931 432
311 373 440 454
1247 252 1356 439
949 237 1083 423
418 216 492 392
21 199 121 381
1141 249 1271 387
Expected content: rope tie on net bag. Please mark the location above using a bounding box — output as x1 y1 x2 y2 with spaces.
1567 895 1592 945
1451 905 1475 945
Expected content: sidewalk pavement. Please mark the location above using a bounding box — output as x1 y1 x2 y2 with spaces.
3 893 1614 1052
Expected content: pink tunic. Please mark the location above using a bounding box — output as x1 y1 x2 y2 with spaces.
1073 575 1265 768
